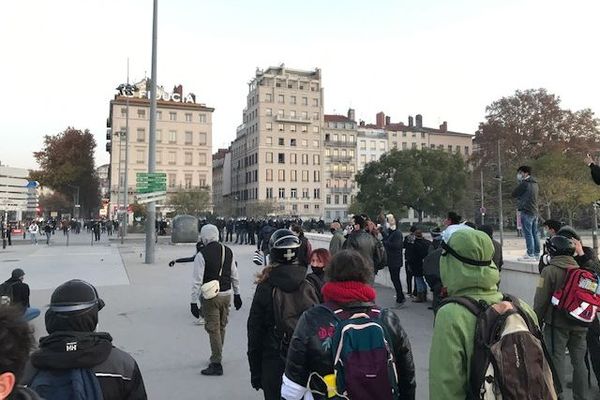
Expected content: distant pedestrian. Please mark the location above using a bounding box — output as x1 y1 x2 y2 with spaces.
0 268 40 321
382 213 405 306
43 223 52 245
406 230 430 303
328 221 345 256
28 222 38 245
478 225 503 271
92 221 101 241
511 165 540 260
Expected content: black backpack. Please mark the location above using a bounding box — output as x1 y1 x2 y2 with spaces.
437 294 560 400
0 281 16 306
374 239 387 270
272 280 320 356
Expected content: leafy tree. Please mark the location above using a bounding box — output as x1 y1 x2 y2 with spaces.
246 200 277 218
39 192 72 215
31 127 100 216
168 189 211 216
354 149 469 222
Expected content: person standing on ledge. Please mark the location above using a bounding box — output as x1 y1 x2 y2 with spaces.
511 165 540 261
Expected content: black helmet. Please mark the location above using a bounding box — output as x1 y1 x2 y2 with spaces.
268 229 301 264
546 235 576 257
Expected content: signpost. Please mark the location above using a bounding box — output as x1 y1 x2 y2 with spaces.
136 172 167 205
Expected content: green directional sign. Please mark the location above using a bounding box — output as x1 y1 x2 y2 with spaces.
136 172 167 193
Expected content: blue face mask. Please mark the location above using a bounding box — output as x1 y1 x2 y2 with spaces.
517 172 523 181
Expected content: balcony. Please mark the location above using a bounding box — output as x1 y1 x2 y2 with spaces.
106 142 112 153
329 155 353 163
106 118 111 128
329 186 355 193
274 115 312 124
324 140 356 148
331 171 353 179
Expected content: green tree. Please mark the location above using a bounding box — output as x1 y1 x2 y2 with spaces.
39 192 72 215
31 127 101 216
354 148 469 222
246 200 277 218
168 189 211 216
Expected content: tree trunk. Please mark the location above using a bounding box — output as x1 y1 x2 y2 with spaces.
546 203 551 220
418 210 423 223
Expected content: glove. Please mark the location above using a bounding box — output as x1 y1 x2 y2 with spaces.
251 376 262 390
190 303 200 318
168 260 175 267
234 294 243 310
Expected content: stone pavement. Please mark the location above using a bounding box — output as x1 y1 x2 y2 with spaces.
1 231 598 399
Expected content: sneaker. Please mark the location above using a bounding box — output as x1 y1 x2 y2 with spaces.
194 317 205 325
518 255 534 261
201 363 223 376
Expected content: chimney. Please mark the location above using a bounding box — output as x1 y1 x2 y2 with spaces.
416 114 423 128
408 116 414 127
360 120 365 127
347 108 356 122
376 112 385 128
385 116 391 126
440 121 447 132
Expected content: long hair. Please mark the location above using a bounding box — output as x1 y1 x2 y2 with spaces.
255 266 273 284
310 248 331 267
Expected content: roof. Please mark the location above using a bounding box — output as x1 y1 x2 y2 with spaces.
324 114 354 123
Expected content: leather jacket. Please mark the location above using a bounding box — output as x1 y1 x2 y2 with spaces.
283 302 416 400
343 230 378 267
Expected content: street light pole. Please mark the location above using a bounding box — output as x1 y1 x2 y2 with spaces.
497 139 504 246
122 58 130 245
480 168 485 225
145 0 158 264
593 202 599 257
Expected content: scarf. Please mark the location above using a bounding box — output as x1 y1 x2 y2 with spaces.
321 281 376 304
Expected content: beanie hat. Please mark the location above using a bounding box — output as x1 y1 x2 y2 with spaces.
353 215 366 228
556 226 581 242
200 224 219 244
11 268 25 279
45 280 104 334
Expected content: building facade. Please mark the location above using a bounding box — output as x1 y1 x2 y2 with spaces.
231 65 324 217
0 165 37 221
323 110 358 221
106 80 214 218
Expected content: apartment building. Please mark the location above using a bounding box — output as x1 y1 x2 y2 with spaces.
212 148 231 207
106 80 214 217
230 65 324 217
323 109 358 221
357 123 388 172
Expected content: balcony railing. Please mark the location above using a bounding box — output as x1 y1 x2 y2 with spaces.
274 115 312 124
328 186 355 193
331 171 353 179
324 140 356 147
329 155 353 163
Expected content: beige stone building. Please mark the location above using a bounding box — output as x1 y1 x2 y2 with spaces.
106 80 214 218
231 66 324 217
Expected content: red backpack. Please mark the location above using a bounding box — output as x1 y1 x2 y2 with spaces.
551 267 600 324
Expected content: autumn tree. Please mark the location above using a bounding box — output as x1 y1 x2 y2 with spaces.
31 127 101 216
39 192 73 215
168 189 211 216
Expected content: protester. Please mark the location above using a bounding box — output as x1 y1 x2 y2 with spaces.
403 225 417 297
281 250 416 400
0 306 39 400
444 211 462 227
328 221 345 256
423 227 443 310
43 223 52 245
343 215 380 281
511 165 540 260
383 213 405 306
429 228 542 399
538 219 563 271
406 230 430 303
28 222 38 245
306 248 330 301
290 224 312 268
247 229 320 400
533 235 589 400
190 224 242 376
22 279 147 399
586 153 600 184
478 225 503 271
257 220 277 264
0 269 39 321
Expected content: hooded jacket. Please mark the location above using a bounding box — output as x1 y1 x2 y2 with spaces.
22 331 147 400
511 175 539 215
8 386 43 400
429 229 537 400
533 255 586 331
328 228 346 257
383 226 404 269
342 230 378 269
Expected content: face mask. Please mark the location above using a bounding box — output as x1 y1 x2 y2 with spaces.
330 228 336 234
517 172 523 181
311 265 324 275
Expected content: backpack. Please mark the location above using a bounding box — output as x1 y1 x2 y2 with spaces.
321 304 400 400
438 295 559 400
551 267 600 324
28 368 103 400
272 280 320 355
374 239 387 270
0 281 16 306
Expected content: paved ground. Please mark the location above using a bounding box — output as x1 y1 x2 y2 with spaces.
2 231 597 399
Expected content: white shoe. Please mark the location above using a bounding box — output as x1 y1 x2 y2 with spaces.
194 317 205 325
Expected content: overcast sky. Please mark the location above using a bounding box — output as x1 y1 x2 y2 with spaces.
1 0 599 170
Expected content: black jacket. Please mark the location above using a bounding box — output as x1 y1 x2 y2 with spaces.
23 332 147 400
247 264 308 383
283 303 416 400
383 228 404 269
590 163 600 185
8 386 42 400
511 176 539 215
297 236 311 268
406 237 431 277
492 238 503 271
258 225 276 252
2 278 30 311
343 230 378 268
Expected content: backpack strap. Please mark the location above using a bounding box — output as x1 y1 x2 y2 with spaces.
436 296 485 316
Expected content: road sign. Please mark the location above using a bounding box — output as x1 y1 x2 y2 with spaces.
136 172 167 194
136 193 167 204
136 191 167 199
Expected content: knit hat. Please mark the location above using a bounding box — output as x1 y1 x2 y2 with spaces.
200 224 219 244
11 268 25 279
556 226 581 241
45 280 104 333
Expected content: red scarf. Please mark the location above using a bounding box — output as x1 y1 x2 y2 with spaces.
322 281 376 304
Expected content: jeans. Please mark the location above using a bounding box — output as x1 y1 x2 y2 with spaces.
30 233 37 244
45 232 51 244
202 294 231 364
388 265 405 302
414 276 427 294
24 307 40 321
520 212 540 257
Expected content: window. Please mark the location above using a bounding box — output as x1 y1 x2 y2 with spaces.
278 153 285 163
277 109 284 117
278 188 285 199
334 195 340 205
120 107 127 117
301 111 308 120
360 155 366 163
169 112 177 121
290 124 296 132
290 188 297 199
199 153 207 165
302 188 309 199
168 151 176 165
314 170 320 182
278 138 284 146
266 108 272 116
199 113 207 123
156 151 163 164
343 195 348 205
326 196 331 205
136 128 145 142
369 141 376 150
156 111 162 120
278 124 284 132
465 146 470 155
199 132 207 145
156 129 162 143
290 153 297 164
136 150 144 163
292 204 298 212
302 97 308 105
168 173 176 188
302 140 308 147
290 170 297 181
302 170 309 182
266 188 273 199
313 154 320 165
290 96 296 104
137 109 146 118
185 113 192 122
313 112 319 120
360 140 366 150
371 154 376 161
412 143 417 149
266 93 273 102
185 131 193 145
312 126 319 133
199 175 206 187
278 169 285 181
266 152 273 163
266 169 273 181
266 136 273 145
314 188 320 199
185 152 192 165
301 125 308 133
169 130 177 144
266 122 272 131
290 138 297 146
278 94 284 103
412 132 416 138
312 98 319 107
380 141 386 151
302 154 309 164
421 132 426 139
447 145 453 152
430 144 436 149
312 140 320 148
392 142 397 149
184 174 192 189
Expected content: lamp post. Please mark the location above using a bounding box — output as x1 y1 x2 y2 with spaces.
497 139 504 246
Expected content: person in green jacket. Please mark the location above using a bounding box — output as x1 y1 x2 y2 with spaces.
533 235 589 400
429 227 538 400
